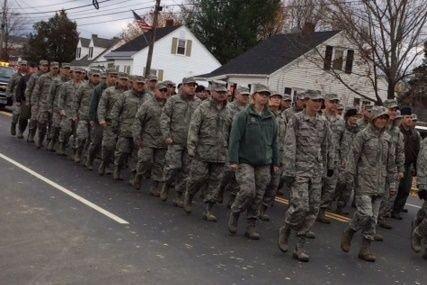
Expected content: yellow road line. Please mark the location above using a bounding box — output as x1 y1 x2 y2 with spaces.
274 196 351 223
0 110 12 117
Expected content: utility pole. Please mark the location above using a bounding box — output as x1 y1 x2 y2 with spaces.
0 0 7 60
144 0 161 78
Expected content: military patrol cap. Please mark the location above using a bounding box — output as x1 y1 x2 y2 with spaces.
383 99 399 109
305 89 323 100
282 94 292 101
182 77 197 85
133 75 145 83
411 114 418 121
344 107 358 119
50 61 59 68
18 60 27 66
364 104 373 111
156 81 168 90
89 68 101 76
371 106 389 120
147 74 158 81
39 59 49 65
236 85 250 95
325 93 339 101
211 80 227 92
73 67 84 73
118 72 129 80
106 68 118 75
270 91 284 98
252 83 271 95
163 80 175 87
395 110 403 119
400 107 412 116
61 63 70 68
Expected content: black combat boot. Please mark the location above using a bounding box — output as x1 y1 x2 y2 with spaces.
278 224 291 252
202 202 217 222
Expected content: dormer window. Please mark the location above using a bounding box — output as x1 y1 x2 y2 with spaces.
76 47 81 59
89 47 93 59
171 38 192 57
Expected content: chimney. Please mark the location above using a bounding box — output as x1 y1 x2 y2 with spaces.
302 22 315 34
165 19 174 27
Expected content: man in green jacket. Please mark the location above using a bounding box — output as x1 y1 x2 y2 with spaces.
228 83 279 240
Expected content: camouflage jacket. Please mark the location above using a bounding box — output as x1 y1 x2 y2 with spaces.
357 118 369 132
47 76 69 113
340 123 359 171
6 72 22 99
73 82 98 121
31 72 58 112
97 86 123 123
187 99 229 163
324 113 345 168
160 94 201 147
349 124 396 196
417 138 427 190
272 109 287 164
89 81 108 122
132 98 166 149
387 124 405 174
283 105 302 123
282 110 334 178
111 89 151 137
24 72 41 103
58 80 83 118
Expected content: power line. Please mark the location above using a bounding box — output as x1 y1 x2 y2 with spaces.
17 0 114 15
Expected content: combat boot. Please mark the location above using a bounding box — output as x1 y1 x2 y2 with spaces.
74 147 83 163
411 221 422 253
160 183 169 201
98 161 106 176
202 202 217 222
150 182 161 197
27 128 36 143
258 204 270 222
244 219 260 240
132 174 142 190
46 138 55 152
183 191 193 214
293 237 310 262
36 134 44 149
317 209 331 224
228 211 239 234
85 151 95 170
57 142 65 156
173 192 184 208
340 228 356 252
378 219 393 230
358 238 376 262
278 224 291 252
10 122 16 136
373 233 383 242
305 231 316 239
113 166 122 180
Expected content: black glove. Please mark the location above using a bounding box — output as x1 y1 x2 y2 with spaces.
283 176 295 185
418 189 427 200
327 169 334 177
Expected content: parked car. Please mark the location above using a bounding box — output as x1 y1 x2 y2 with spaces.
0 66 16 108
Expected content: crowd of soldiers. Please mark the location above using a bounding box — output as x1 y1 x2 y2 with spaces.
5 59 427 263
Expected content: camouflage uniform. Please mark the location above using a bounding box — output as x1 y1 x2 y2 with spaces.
97 86 124 174
282 110 334 236
73 81 98 161
347 123 396 241
413 138 427 257
7 72 23 133
132 97 167 189
159 93 201 199
111 89 150 179
184 98 228 215
58 80 83 153
25 72 43 141
46 75 69 150
31 72 58 147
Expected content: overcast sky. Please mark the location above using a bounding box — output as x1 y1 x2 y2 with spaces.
12 0 182 39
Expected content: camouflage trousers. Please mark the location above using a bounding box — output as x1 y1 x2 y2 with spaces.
334 171 354 209
231 163 270 220
321 170 338 209
349 194 382 240
219 166 239 196
414 201 427 242
162 144 191 194
114 136 136 170
28 105 39 132
59 117 73 145
262 166 282 208
75 120 91 150
283 176 322 236
136 146 166 182
11 102 21 124
37 110 51 143
86 123 103 161
378 179 397 222
186 158 225 204
100 125 117 166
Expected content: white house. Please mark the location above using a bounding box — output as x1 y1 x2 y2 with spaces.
104 24 221 84
71 35 120 69
197 30 387 106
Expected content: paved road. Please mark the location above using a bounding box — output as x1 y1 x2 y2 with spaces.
0 111 425 285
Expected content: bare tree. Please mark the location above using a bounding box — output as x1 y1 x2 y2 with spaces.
325 0 427 100
0 5 28 60
282 0 329 32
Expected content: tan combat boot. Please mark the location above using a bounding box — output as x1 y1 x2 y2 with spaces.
340 228 356 253
228 211 239 234
278 224 291 252
244 219 260 240
202 202 217 222
358 238 376 262
258 204 270 222
293 236 309 262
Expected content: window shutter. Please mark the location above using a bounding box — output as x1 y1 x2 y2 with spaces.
185 40 192 57
143 67 146 76
158 69 164 81
324 45 333 70
345 50 354 74
171 37 178 54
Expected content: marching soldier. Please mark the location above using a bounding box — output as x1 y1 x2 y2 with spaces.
8 60 28 136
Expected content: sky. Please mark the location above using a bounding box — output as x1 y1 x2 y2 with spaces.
11 0 183 39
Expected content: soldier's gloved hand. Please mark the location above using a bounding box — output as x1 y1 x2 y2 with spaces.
327 169 334 177
418 189 427 200
283 176 295 185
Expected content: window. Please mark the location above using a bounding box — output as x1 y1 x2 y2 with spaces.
284 87 292 95
107 62 114 68
353 97 361 107
124 65 131 74
76 47 81 59
345 50 354 74
333 48 344 70
88 47 93 59
171 38 193 57
323 45 333 70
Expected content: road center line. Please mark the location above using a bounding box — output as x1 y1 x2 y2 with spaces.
406 203 421 209
0 111 12 117
0 152 129 225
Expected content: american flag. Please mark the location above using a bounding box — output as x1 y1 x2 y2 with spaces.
132 10 153 31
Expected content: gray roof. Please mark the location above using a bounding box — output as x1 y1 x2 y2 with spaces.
199 30 340 78
104 51 138 60
70 55 91 67
93 36 120 48
80 37 90 48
